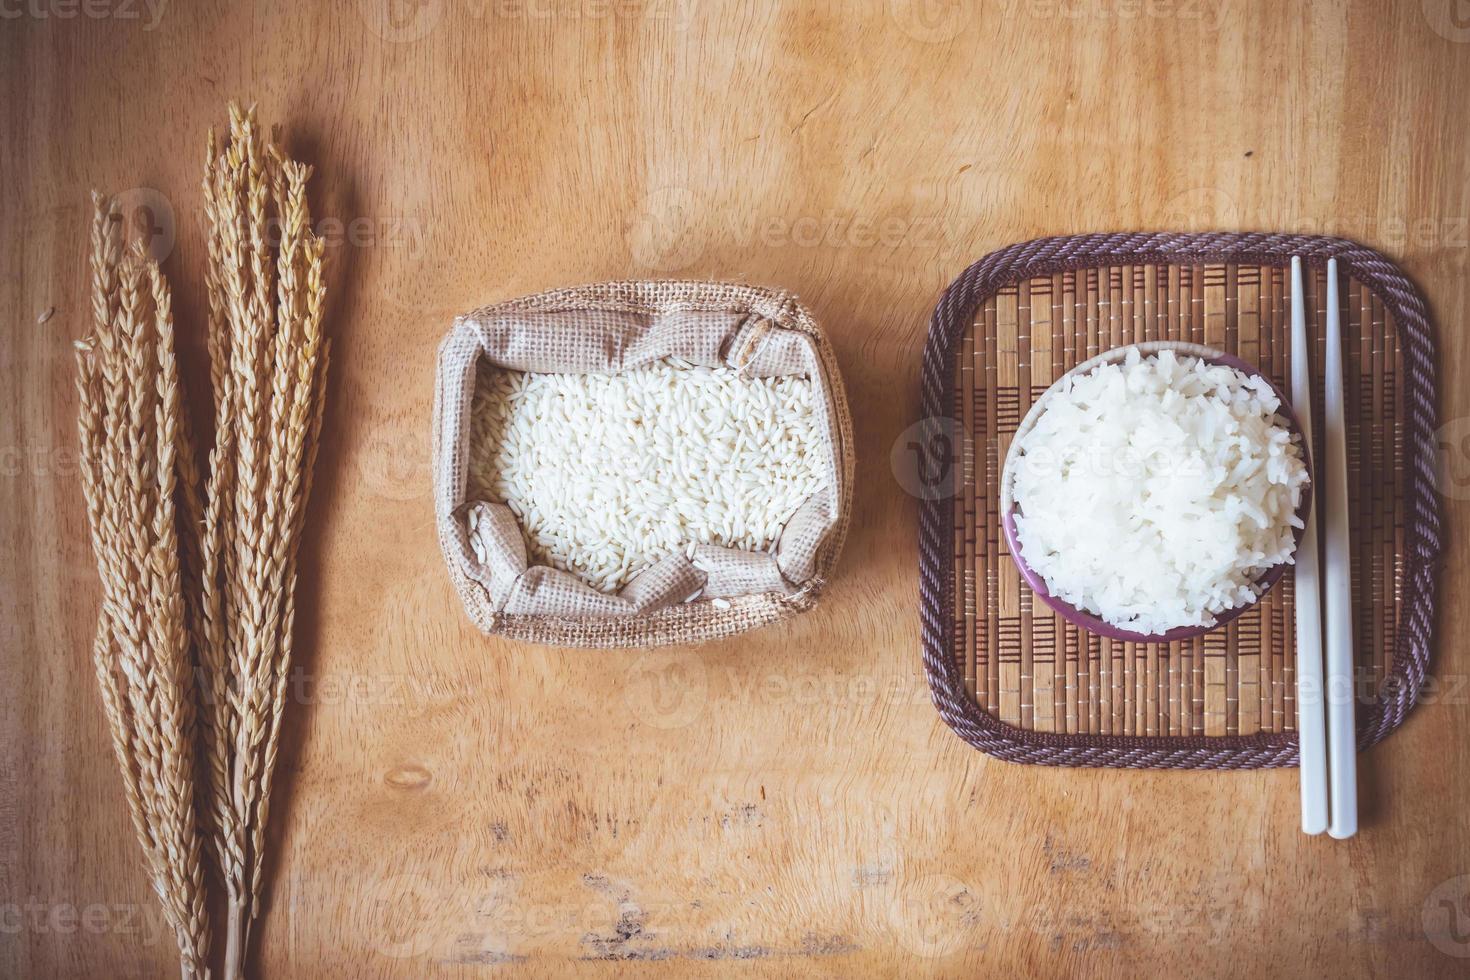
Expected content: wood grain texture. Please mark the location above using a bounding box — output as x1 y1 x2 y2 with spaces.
3 1 1468 976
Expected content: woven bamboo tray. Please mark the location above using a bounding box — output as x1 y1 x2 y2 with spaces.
918 233 1442 769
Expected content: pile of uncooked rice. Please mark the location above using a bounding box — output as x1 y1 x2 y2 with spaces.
1010 347 1309 634
468 358 828 593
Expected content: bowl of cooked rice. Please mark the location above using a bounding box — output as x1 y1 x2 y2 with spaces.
999 341 1312 643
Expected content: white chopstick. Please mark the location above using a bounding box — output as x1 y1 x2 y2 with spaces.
1323 258 1358 838
1290 256 1329 836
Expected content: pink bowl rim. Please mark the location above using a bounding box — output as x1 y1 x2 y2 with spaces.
998 341 1313 644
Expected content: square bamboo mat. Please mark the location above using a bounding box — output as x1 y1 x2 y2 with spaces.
951 262 1401 742
919 233 1441 768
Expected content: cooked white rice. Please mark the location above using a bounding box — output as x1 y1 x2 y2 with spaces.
1010 347 1309 635
468 359 828 593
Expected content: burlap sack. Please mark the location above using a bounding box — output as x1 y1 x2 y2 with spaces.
433 281 854 648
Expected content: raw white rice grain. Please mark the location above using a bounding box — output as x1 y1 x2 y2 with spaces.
468 359 829 593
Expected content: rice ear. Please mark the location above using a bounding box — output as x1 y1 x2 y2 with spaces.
77 192 212 980
193 103 330 980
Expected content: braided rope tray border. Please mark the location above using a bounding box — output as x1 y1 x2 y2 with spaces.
918 232 1443 769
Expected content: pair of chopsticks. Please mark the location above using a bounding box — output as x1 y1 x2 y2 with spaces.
1291 256 1357 839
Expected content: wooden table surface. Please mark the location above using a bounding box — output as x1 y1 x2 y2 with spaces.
5 2 1469 976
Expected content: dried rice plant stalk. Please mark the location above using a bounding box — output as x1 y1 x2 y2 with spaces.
196 102 330 980
75 193 212 980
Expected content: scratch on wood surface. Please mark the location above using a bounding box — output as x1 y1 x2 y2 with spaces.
1043 835 1092 874
800 934 861 956
789 90 837 135
718 804 764 829
446 949 528 965
578 927 860 963
1048 930 1124 953
580 906 652 959
574 879 860 965
477 866 516 880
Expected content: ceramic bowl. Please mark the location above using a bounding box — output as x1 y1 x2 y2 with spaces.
998 341 1312 643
